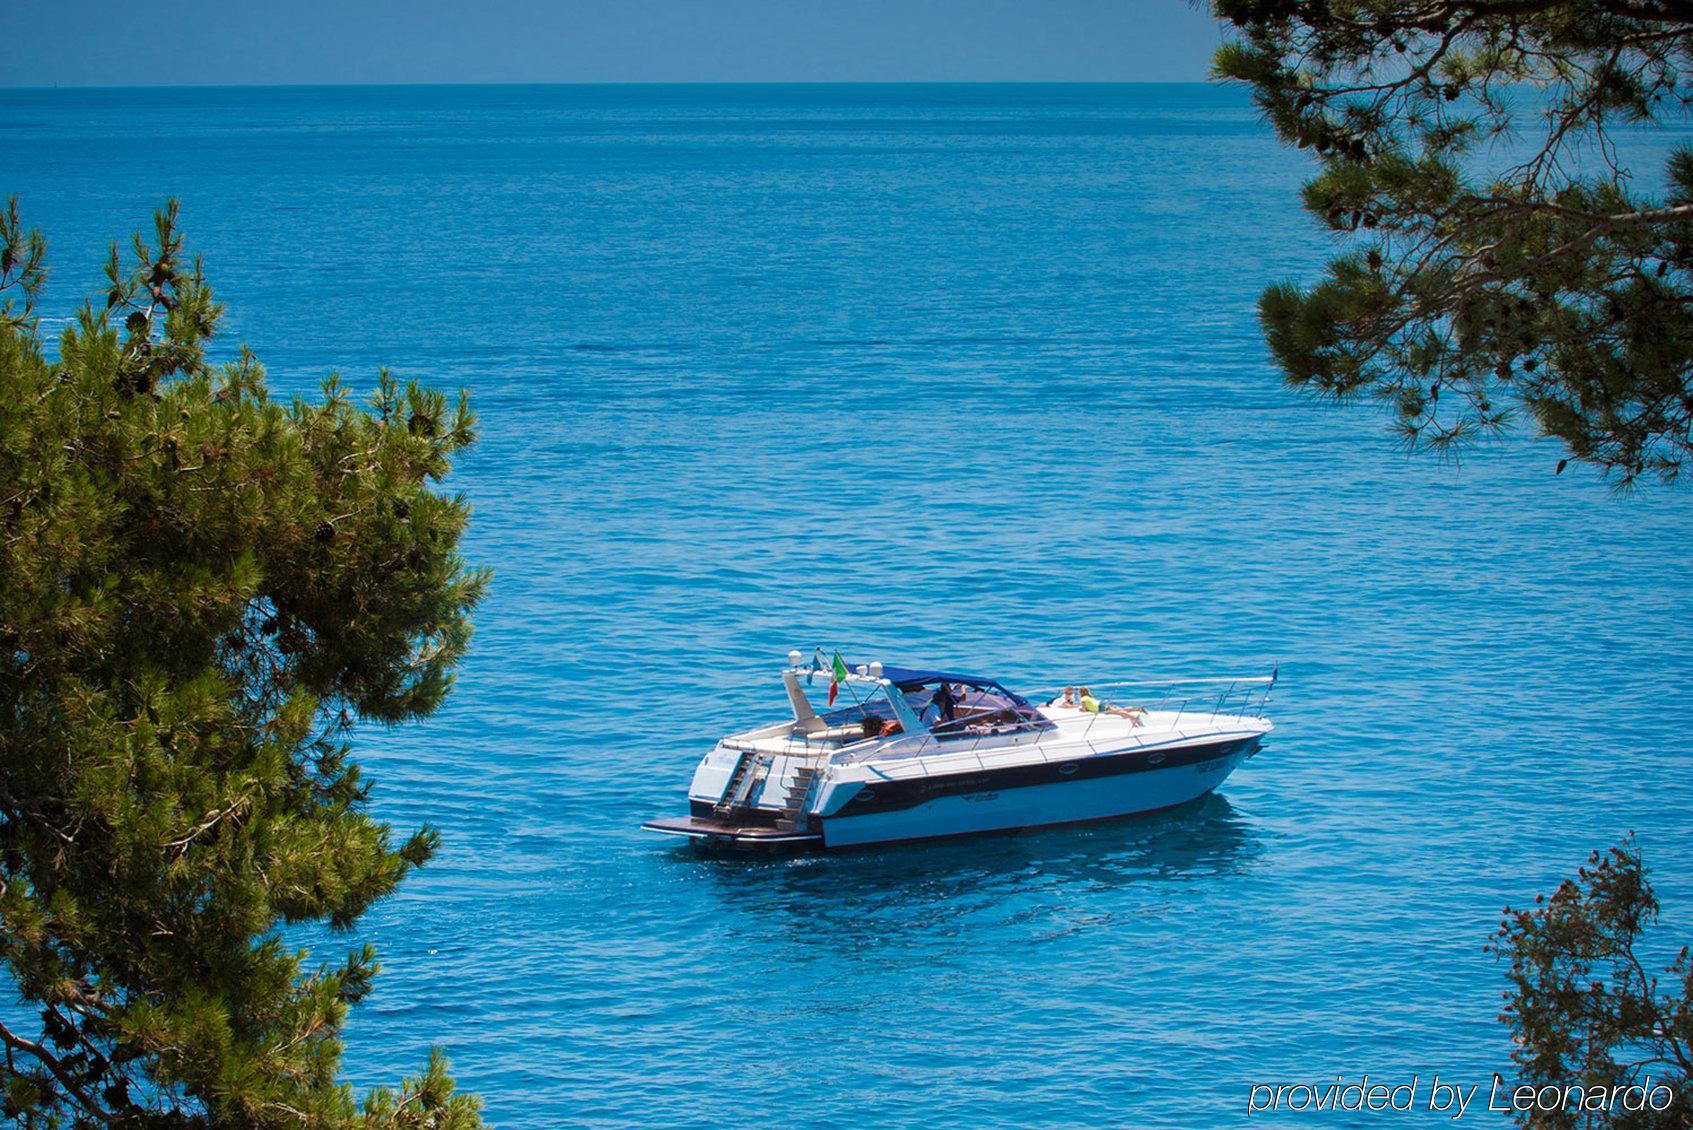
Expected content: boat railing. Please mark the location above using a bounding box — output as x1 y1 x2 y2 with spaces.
1043 675 1278 724
828 672 1276 777
827 719 1036 773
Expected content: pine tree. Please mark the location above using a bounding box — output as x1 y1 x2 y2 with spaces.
1213 0 1693 487
1489 837 1692 1128
0 198 489 1127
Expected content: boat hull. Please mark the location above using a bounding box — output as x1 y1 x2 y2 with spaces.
818 740 1255 848
643 736 1261 851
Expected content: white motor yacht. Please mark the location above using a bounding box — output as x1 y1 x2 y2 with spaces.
642 651 1275 850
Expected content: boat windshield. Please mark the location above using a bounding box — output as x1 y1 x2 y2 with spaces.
783 659 1048 745
899 678 1042 735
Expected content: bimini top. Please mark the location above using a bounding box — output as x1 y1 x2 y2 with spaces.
831 660 1032 706
792 651 1032 701
873 664 1001 690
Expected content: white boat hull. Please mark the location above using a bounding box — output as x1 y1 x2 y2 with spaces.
817 745 1252 847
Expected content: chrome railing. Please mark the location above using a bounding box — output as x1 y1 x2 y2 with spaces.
1030 675 1278 725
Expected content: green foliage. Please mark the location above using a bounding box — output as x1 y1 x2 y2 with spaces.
0 198 47 336
0 199 489 1127
1489 837 1693 1128
1213 0 1693 487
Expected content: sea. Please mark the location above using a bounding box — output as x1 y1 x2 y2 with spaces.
4 83 1692 1127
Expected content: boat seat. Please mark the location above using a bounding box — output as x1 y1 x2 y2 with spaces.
730 728 860 755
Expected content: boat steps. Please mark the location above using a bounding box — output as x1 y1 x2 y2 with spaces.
711 749 764 818
774 765 823 830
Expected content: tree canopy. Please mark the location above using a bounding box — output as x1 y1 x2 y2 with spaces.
0 199 489 1127
1213 0 1693 486
1490 836 1692 1127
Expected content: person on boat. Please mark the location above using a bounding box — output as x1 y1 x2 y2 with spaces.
920 682 961 728
861 715 902 739
1048 686 1078 709
1079 686 1146 725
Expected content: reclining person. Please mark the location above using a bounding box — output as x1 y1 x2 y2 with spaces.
1078 686 1146 725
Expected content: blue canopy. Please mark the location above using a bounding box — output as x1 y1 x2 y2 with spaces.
805 655 1029 701
809 659 1036 721
874 664 1002 690
855 664 1033 707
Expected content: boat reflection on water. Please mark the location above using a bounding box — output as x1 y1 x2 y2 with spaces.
678 793 1261 948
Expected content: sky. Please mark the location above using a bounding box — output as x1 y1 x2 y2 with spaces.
3 0 1225 87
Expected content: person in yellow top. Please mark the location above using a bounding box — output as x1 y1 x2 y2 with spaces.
1078 686 1146 725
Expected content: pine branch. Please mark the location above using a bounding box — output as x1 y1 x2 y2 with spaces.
0 1018 113 1122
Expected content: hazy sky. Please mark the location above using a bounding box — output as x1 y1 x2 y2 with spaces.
4 0 1225 87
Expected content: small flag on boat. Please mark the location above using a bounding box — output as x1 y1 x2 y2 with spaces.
829 650 849 705
808 648 825 686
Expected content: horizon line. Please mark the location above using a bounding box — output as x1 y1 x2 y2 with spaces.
1 78 1228 94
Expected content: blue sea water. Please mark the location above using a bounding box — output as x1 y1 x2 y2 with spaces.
4 82 1693 1127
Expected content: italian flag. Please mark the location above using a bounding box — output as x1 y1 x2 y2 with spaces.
828 651 849 706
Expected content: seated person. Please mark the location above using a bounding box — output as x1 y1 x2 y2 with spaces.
920 682 962 728
861 715 903 739
1078 686 1147 725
